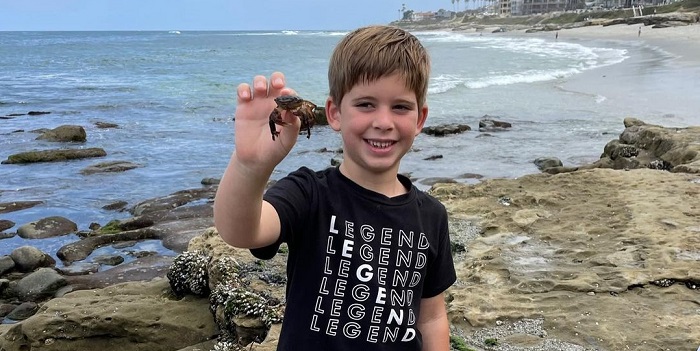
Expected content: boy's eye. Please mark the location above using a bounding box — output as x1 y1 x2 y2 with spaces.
353 102 413 112
393 104 412 112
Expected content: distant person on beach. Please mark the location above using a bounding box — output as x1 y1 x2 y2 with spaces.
214 25 456 351
639 26 642 37
555 31 559 40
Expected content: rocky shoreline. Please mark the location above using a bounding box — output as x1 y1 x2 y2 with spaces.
1 118 699 350
393 4 699 34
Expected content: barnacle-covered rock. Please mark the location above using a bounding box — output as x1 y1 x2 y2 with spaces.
223 288 283 327
208 255 241 290
648 159 673 171
167 250 211 297
212 340 236 351
210 283 240 343
208 260 282 325
212 339 256 351
168 240 285 350
210 278 284 347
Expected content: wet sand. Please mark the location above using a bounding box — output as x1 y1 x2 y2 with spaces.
543 23 700 65
520 23 700 127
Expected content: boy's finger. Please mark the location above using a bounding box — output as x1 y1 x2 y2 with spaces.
252 75 268 97
237 83 252 102
269 72 286 96
280 88 297 97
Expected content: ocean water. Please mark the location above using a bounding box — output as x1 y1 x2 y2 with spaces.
1 30 698 260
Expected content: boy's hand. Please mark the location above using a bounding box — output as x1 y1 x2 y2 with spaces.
233 72 300 175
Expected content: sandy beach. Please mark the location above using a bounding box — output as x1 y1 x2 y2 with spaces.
404 16 700 128
512 22 700 129
527 22 700 64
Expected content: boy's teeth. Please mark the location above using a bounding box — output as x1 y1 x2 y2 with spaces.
369 140 392 148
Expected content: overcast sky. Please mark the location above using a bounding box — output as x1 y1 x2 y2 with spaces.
0 0 451 31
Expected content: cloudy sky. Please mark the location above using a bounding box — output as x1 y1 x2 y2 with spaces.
0 0 451 31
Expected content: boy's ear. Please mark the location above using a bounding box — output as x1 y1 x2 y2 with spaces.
325 97 342 131
415 104 428 136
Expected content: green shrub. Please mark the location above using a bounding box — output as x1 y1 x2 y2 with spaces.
450 335 475 351
484 337 499 346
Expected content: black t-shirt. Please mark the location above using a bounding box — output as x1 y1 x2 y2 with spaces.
252 167 456 351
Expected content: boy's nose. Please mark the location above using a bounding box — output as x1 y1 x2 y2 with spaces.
371 109 394 130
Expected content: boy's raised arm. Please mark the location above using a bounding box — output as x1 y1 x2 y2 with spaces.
214 72 300 249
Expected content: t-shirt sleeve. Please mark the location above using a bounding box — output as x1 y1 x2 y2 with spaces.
421 205 457 298
250 168 314 260
249 234 283 260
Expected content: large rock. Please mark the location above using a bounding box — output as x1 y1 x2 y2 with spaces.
0 279 217 351
5 302 38 321
35 125 86 142
187 227 288 300
0 220 15 232
9 246 55 272
0 256 15 277
422 123 471 136
182 230 287 349
1 148 106 164
13 268 66 301
430 168 700 350
478 117 512 132
544 118 700 174
16 216 77 239
616 118 700 173
533 157 562 171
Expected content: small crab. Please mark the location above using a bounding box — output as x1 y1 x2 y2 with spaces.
269 95 317 141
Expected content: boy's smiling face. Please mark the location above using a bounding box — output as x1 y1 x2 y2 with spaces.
326 73 428 181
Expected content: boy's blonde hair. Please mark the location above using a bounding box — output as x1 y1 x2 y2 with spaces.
328 25 430 109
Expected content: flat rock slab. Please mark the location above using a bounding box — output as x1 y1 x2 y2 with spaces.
0 201 43 214
0 279 216 351
430 168 700 350
65 255 175 290
1 148 106 164
80 161 141 175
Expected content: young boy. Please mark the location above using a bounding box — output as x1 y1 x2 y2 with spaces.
214 25 456 350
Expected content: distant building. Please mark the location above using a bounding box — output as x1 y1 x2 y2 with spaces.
412 11 436 21
595 0 667 8
498 0 619 15
519 0 569 14
436 9 455 19
499 0 512 15
511 0 524 14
